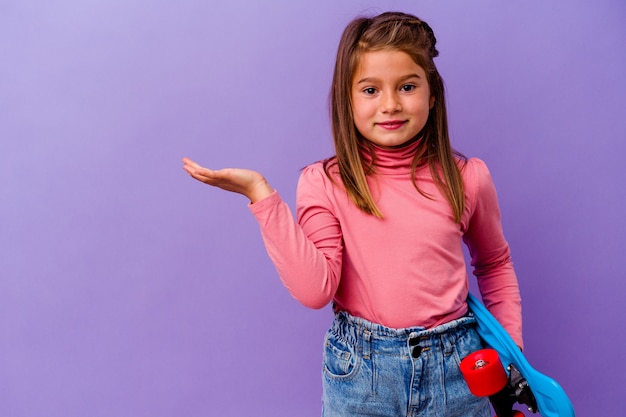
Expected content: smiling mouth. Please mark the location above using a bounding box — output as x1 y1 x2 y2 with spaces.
377 120 407 130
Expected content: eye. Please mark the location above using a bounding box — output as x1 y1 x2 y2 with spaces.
363 87 377 95
401 84 416 92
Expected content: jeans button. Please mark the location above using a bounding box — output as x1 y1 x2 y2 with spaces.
411 346 422 358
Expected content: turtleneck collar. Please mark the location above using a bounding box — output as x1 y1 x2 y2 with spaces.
359 137 422 175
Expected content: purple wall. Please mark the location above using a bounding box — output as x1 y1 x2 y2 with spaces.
1 1 624 416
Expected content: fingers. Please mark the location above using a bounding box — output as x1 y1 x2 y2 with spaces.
182 157 212 179
182 157 202 174
182 157 229 187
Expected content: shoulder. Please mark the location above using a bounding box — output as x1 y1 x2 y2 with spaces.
296 159 341 213
301 160 326 177
299 158 340 188
297 158 342 200
460 158 500 220
460 157 493 189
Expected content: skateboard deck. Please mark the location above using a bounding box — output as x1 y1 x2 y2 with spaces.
462 293 576 417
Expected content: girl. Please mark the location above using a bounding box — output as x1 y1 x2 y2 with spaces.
183 11 522 417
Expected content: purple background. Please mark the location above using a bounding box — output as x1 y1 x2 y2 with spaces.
1 1 625 416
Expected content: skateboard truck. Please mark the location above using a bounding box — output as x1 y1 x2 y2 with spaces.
490 362 538 416
507 363 537 414
461 349 538 417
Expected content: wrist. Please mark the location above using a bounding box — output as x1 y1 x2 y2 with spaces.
248 180 274 204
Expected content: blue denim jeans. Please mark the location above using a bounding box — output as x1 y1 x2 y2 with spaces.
321 311 491 417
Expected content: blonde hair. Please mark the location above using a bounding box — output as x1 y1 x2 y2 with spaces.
326 11 466 222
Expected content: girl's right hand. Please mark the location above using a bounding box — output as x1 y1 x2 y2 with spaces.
182 158 274 203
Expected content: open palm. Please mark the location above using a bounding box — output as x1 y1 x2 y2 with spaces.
182 158 273 203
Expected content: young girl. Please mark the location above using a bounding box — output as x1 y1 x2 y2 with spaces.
183 11 522 417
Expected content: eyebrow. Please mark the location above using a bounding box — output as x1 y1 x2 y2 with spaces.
355 73 423 85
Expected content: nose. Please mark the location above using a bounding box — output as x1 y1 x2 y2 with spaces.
380 91 401 114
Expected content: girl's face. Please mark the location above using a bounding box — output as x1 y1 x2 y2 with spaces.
351 50 434 148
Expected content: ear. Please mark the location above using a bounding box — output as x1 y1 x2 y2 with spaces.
429 96 435 109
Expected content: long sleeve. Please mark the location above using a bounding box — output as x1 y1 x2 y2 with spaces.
248 167 343 308
462 159 523 348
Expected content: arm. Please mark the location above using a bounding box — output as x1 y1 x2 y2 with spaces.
183 158 343 309
250 165 343 308
462 159 523 348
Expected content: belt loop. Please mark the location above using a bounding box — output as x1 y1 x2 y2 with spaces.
362 329 372 359
440 332 451 352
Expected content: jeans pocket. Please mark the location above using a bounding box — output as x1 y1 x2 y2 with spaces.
323 331 360 380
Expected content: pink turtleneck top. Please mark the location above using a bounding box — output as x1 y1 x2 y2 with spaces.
249 140 523 347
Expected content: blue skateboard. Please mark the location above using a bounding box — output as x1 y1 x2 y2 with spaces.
460 294 576 417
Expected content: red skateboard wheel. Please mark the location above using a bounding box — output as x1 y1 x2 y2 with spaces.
460 349 508 397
